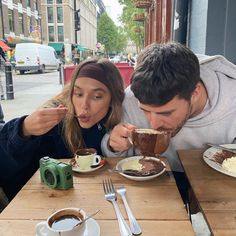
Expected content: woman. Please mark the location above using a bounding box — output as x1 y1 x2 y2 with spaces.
0 58 124 200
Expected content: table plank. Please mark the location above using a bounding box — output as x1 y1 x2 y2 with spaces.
178 149 236 235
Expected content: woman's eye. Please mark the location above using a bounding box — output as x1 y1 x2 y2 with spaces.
93 95 103 100
74 92 82 97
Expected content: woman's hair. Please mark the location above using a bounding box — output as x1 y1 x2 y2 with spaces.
131 42 201 106
63 58 125 154
41 83 70 108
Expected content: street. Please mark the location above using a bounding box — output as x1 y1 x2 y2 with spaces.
0 70 63 122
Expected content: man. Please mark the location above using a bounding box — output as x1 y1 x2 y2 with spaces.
102 42 236 200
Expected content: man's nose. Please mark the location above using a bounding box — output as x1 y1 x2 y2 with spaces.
149 113 164 130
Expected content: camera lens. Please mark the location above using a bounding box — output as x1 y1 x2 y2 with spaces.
44 169 55 186
43 165 58 188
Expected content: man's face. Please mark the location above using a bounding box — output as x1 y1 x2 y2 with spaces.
139 96 192 137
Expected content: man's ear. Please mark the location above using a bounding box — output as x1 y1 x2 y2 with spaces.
191 82 201 103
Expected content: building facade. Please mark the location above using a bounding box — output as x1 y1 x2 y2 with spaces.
0 0 41 47
138 0 236 63
40 0 97 63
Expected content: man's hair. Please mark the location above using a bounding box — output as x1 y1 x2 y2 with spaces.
131 42 201 106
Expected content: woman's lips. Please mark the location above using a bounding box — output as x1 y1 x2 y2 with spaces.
77 115 90 123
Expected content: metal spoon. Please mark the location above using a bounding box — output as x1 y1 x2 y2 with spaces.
73 210 100 228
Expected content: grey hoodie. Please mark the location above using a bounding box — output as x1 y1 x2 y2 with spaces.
101 55 236 172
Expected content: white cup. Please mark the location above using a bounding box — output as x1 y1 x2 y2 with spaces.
75 148 101 170
35 208 86 236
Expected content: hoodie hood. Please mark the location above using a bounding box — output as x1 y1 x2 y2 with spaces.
185 55 236 127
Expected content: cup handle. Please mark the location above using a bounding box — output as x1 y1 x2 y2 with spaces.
92 155 101 166
35 221 48 236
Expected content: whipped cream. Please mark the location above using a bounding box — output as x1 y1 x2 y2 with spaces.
222 156 236 173
122 159 143 171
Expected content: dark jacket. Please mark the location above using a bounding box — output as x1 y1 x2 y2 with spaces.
0 116 106 199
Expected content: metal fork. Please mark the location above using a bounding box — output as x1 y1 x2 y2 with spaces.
103 179 132 236
116 187 142 235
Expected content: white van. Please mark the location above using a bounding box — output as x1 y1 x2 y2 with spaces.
15 43 61 74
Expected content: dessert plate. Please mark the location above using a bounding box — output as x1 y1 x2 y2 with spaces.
115 156 166 181
68 158 106 173
203 144 236 178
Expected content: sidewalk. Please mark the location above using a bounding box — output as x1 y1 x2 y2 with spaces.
0 70 63 122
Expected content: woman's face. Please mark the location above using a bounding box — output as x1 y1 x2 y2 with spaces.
72 77 111 128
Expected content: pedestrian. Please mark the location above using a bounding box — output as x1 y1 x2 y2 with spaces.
73 48 80 65
127 53 135 66
0 58 125 201
102 42 236 202
0 47 6 100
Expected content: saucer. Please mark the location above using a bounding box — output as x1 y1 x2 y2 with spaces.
69 158 106 173
84 218 100 236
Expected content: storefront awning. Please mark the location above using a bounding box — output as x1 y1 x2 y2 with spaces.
76 45 88 52
48 43 64 52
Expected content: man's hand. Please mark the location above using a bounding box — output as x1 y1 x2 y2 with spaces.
108 123 136 152
22 105 68 137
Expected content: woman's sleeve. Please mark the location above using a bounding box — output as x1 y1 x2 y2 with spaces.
0 116 41 162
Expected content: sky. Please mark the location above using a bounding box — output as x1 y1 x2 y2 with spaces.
102 0 123 26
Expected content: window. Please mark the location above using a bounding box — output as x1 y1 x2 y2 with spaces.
27 16 31 33
27 0 31 7
47 0 53 4
47 7 54 23
57 26 64 41
8 9 14 32
57 7 63 23
34 0 38 11
56 0 62 4
48 26 54 41
19 13 24 34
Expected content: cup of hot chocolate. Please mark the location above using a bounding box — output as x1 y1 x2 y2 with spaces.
75 148 101 170
131 128 171 156
35 207 86 236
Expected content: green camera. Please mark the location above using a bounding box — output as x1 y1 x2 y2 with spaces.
39 157 73 189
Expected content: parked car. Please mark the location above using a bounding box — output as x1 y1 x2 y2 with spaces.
109 55 123 63
15 43 61 74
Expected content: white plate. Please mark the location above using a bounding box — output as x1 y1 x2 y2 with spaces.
203 144 236 178
116 156 166 181
35 218 100 236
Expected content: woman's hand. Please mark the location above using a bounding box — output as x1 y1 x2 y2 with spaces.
108 123 136 152
22 106 68 137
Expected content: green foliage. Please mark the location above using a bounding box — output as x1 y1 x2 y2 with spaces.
118 0 145 52
97 13 128 54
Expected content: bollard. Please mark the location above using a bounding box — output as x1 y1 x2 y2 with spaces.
0 103 4 124
59 63 64 85
5 64 14 100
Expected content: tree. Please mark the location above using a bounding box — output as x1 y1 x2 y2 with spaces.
118 0 145 52
115 27 128 53
97 13 128 55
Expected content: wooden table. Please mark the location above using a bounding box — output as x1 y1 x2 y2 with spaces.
0 158 194 235
178 149 236 236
